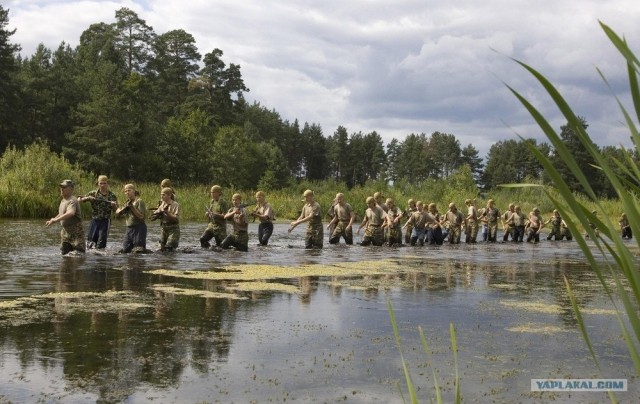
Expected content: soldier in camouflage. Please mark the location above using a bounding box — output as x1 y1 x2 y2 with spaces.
481 199 500 242
220 193 249 252
78 175 117 249
289 189 323 249
358 196 386 246
442 203 465 244
200 185 229 248
46 180 85 255
385 198 403 246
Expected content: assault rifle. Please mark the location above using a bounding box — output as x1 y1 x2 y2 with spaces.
150 201 165 221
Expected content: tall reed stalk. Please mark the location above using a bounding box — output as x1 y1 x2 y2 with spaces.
388 301 461 404
507 21 640 374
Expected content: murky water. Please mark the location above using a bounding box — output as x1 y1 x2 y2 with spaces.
0 219 638 403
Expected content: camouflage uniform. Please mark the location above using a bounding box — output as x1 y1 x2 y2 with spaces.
426 211 443 245
329 203 354 245
406 210 429 246
83 189 117 248
361 205 385 246
221 206 249 252
444 209 465 244
304 201 323 249
200 198 230 247
404 204 417 244
502 208 515 241
465 203 478 243
546 214 563 240
159 200 180 251
58 197 85 254
386 206 403 246
483 207 500 242
118 198 147 253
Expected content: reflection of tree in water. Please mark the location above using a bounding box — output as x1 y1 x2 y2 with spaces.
0 260 252 402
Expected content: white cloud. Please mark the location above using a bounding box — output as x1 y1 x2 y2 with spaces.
6 0 640 158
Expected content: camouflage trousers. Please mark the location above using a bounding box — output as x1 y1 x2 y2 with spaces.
465 221 478 243
487 222 498 242
61 222 86 254
200 223 227 247
329 221 353 244
160 223 180 251
305 223 323 249
548 226 572 241
221 231 248 252
387 225 402 245
448 225 462 244
362 225 384 246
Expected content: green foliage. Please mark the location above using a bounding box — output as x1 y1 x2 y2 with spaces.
441 165 479 206
481 138 549 190
389 131 480 186
0 5 22 152
211 125 262 190
0 143 94 217
507 21 640 375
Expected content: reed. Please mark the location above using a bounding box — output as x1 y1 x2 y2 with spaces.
388 301 461 404
507 21 640 383
0 143 626 231
0 143 95 218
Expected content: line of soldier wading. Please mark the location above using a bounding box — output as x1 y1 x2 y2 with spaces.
47 178 627 255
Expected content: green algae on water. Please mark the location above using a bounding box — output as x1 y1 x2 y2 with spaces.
150 284 248 299
147 259 399 281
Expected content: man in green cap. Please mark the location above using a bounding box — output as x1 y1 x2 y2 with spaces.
46 180 85 255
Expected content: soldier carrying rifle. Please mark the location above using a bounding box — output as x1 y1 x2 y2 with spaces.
200 185 229 248
115 184 147 253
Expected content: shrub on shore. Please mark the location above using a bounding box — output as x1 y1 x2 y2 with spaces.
0 142 624 229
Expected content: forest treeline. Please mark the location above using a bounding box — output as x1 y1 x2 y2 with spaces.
0 6 636 197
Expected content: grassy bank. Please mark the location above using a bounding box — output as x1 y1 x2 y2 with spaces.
0 143 626 233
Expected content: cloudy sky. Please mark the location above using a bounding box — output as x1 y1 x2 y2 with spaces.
5 0 640 158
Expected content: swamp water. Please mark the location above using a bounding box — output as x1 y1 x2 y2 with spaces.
0 219 638 403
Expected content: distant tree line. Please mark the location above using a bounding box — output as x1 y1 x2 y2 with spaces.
0 6 635 198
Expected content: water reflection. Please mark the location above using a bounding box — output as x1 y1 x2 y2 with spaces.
0 220 637 402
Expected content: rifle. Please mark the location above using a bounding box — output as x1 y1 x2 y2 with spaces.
237 200 258 222
150 201 165 221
